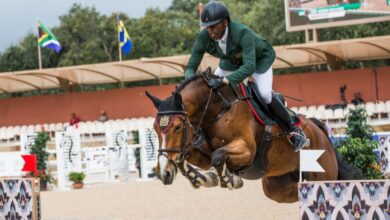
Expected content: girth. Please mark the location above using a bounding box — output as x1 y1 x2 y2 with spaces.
236 125 273 180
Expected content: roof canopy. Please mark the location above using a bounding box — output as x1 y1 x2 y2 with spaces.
0 35 389 93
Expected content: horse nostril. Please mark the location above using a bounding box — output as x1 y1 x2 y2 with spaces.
164 171 171 179
162 170 172 185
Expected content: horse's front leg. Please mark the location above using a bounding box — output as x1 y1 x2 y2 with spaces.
178 160 219 188
211 138 253 190
177 147 218 188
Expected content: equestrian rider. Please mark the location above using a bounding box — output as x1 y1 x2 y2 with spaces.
184 1 309 151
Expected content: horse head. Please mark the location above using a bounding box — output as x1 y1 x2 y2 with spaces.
145 71 215 185
145 90 191 185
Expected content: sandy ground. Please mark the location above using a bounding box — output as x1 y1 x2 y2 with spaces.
41 176 299 220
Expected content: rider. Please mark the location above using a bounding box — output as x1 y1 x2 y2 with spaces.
184 1 309 151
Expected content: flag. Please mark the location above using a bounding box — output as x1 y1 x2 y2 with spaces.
300 150 325 172
21 154 37 172
199 3 204 30
37 20 61 53
118 17 132 56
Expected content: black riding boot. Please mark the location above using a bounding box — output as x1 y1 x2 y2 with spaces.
267 94 310 152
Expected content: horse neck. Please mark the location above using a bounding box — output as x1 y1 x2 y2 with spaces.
180 79 211 123
181 79 239 127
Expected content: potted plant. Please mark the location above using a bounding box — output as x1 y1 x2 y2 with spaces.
28 131 52 191
68 171 86 189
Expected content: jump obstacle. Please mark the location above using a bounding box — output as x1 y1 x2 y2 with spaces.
0 178 40 220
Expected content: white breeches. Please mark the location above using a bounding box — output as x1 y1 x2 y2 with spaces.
214 67 273 104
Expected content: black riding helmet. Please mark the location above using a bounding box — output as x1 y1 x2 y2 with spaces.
200 1 230 27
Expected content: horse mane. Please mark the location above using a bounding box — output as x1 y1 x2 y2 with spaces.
175 74 204 92
308 117 329 137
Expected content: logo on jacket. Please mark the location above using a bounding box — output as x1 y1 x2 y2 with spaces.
234 52 243 59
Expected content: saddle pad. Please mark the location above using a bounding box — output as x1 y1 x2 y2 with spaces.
239 82 299 126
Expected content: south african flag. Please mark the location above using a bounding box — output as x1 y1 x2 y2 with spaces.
37 20 61 53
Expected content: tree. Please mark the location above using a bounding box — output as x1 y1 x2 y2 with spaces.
337 107 382 179
131 9 198 58
0 35 39 71
55 4 111 66
169 0 209 15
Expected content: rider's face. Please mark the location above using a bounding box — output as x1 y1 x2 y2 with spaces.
207 19 228 40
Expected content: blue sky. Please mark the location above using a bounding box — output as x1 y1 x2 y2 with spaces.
0 0 173 52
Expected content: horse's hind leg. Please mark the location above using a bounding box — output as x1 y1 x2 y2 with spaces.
261 172 300 203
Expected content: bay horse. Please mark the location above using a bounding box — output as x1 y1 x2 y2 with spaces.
146 71 354 203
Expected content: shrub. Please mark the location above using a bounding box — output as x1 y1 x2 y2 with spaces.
28 131 53 190
68 172 86 183
337 107 382 179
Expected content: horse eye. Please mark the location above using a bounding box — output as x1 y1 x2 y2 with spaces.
174 125 182 133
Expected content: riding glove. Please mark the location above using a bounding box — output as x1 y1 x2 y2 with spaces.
207 77 229 89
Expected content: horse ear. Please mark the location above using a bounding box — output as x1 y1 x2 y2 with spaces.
173 92 183 109
145 91 162 109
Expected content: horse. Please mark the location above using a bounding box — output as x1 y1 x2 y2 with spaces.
146 71 355 203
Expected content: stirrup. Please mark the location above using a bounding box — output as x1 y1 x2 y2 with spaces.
287 131 305 141
287 132 310 151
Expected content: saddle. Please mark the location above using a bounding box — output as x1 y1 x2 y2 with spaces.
239 81 298 126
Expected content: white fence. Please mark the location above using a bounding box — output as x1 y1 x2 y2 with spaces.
1 117 158 190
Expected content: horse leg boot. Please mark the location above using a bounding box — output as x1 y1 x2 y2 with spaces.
268 94 310 152
211 148 243 190
177 160 219 189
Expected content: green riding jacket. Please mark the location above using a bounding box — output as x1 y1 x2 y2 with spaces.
185 20 275 86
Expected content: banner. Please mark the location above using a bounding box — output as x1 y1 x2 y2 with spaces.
55 131 81 189
106 130 129 181
285 0 390 31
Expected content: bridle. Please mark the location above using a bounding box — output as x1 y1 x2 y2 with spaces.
156 87 213 166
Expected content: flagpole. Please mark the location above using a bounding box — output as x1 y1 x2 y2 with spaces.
198 3 203 31
36 19 42 69
117 15 122 62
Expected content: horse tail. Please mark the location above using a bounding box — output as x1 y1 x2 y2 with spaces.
308 117 363 180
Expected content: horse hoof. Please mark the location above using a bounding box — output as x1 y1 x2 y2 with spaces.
190 179 201 189
191 183 201 189
234 178 244 189
202 172 219 187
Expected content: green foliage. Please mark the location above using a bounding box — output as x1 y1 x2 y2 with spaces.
338 138 381 179
337 107 382 179
169 0 209 15
68 171 86 183
346 107 372 140
28 131 53 188
0 35 39 72
56 4 113 66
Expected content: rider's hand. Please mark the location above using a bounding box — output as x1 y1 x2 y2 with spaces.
207 77 229 89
